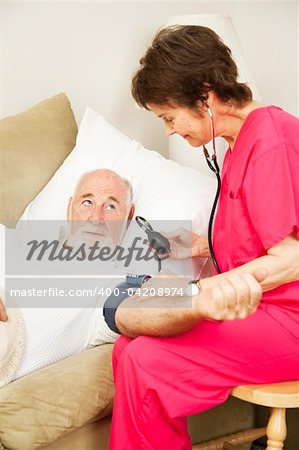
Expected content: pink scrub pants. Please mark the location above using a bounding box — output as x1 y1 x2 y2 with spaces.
109 306 299 450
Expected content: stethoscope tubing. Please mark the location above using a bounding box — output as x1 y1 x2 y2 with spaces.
203 106 222 274
206 161 221 274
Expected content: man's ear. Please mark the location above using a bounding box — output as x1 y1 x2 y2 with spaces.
67 197 73 221
127 204 135 222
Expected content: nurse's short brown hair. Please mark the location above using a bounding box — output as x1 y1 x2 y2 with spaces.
132 25 252 110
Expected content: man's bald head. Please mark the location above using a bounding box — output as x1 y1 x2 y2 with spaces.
73 169 133 207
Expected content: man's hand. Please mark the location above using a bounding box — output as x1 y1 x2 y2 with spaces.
0 296 8 322
195 268 267 321
161 229 210 259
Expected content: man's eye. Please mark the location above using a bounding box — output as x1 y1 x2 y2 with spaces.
82 199 93 206
106 203 117 211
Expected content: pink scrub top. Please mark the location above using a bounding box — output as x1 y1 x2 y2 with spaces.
213 106 299 338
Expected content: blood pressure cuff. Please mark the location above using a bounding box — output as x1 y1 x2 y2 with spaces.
103 275 151 334
103 283 137 334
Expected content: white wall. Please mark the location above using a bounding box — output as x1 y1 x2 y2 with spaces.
0 1 298 158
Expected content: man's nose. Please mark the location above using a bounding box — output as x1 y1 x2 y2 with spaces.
89 205 104 223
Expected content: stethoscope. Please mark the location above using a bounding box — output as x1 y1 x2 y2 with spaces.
136 105 222 274
202 106 222 274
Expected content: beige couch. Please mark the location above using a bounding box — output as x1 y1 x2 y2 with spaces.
0 94 255 450
0 94 116 450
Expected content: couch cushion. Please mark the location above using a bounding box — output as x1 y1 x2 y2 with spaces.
0 93 77 224
0 344 114 450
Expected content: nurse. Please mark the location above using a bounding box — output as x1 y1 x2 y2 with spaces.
109 25 299 449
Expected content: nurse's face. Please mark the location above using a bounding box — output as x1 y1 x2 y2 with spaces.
147 103 212 147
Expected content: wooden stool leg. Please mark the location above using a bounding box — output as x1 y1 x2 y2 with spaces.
266 407 287 450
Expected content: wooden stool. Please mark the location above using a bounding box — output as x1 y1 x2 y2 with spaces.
192 380 299 450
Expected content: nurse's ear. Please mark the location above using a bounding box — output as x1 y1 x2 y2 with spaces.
196 95 208 108
204 90 216 107
196 90 216 114
204 90 231 113
195 96 209 117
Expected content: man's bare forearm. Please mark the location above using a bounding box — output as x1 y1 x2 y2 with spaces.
115 290 199 338
115 275 198 338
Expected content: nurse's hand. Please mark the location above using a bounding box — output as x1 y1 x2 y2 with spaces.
195 268 267 321
160 228 210 259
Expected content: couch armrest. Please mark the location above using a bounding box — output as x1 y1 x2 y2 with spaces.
0 344 114 450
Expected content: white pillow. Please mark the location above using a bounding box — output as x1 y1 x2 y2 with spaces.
20 108 216 234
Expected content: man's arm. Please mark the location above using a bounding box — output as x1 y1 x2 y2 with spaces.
115 269 266 338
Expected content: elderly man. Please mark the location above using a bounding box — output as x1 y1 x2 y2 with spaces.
0 168 135 384
1 168 267 390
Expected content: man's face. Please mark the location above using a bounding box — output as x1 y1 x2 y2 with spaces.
67 170 134 248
